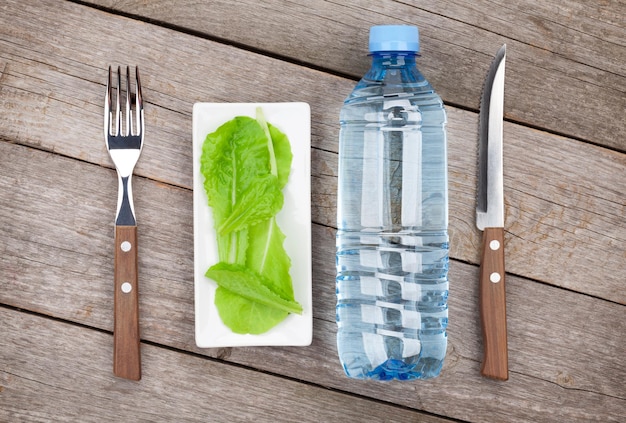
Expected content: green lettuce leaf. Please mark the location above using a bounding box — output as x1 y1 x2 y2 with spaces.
206 263 302 315
201 116 283 248
268 124 293 189
217 174 282 235
201 108 298 335
214 287 288 335
247 218 293 301
246 109 295 301
256 109 293 188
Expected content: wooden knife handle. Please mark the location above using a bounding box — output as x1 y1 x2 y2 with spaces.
113 225 141 380
479 227 508 380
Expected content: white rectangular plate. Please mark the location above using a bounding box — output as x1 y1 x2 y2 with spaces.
193 102 312 348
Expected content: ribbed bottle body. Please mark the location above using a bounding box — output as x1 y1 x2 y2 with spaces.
336 52 449 380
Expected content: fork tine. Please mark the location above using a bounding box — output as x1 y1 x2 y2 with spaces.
115 66 121 137
135 66 143 136
105 65 143 145
125 66 131 137
105 65 112 137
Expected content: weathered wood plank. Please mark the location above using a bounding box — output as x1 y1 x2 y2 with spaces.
81 0 626 151
1 3 625 420
1 141 624 422
0 307 453 423
0 0 624 302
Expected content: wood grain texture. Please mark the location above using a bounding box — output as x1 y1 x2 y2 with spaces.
479 227 508 381
0 141 624 422
114 225 141 380
82 0 626 152
1 1 625 422
0 0 624 303
0 307 453 423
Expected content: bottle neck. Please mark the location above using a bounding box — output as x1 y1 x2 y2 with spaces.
370 51 419 68
364 52 424 89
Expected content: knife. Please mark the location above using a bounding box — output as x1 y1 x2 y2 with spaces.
476 44 508 381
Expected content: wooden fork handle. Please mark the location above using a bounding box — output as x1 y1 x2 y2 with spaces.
479 227 508 380
113 225 141 380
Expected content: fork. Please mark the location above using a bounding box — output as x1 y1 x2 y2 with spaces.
104 66 144 381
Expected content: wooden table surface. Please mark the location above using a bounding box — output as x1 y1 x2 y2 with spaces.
1 1 624 422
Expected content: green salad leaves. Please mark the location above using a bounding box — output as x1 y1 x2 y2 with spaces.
201 108 300 334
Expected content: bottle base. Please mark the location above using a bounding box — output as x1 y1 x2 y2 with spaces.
342 357 443 381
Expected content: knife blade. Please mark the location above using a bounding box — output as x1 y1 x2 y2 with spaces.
477 44 508 381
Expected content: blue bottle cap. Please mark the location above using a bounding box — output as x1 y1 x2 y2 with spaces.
369 25 420 53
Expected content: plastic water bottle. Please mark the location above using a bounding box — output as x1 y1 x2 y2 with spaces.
336 25 449 380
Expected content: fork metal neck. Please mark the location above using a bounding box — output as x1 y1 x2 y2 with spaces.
116 175 136 226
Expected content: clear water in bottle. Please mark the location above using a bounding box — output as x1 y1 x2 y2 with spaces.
336 25 449 380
